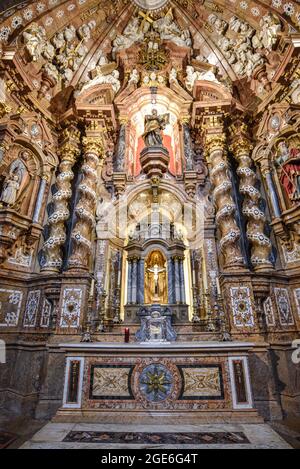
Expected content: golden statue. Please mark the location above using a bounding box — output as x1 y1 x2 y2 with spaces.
145 250 168 304
142 109 169 147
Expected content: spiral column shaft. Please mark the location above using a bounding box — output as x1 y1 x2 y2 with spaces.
68 135 103 271
205 129 244 270
42 130 80 272
230 132 273 271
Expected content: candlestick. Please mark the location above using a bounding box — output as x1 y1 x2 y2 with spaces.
124 327 130 343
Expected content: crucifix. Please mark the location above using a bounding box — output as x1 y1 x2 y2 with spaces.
138 10 154 32
147 263 166 298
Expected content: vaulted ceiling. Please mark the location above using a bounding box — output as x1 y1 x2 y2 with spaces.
0 0 299 112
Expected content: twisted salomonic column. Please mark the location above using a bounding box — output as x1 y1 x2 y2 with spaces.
42 128 80 272
68 132 103 270
204 118 244 270
230 126 273 271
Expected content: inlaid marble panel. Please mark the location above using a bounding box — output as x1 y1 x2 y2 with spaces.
90 365 134 400
274 288 294 326
230 287 254 328
60 288 82 328
23 290 41 327
0 289 23 327
83 356 231 411
179 366 224 400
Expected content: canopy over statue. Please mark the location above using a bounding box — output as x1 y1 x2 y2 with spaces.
142 109 170 147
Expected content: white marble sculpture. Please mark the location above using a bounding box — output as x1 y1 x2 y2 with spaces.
128 68 140 86
23 23 47 62
0 169 20 206
208 14 228 35
112 17 145 57
252 13 282 51
153 10 192 48
169 67 178 83
185 65 219 91
80 68 121 94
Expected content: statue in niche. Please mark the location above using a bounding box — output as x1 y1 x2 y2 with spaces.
0 168 20 207
145 251 168 304
275 140 300 204
142 109 169 147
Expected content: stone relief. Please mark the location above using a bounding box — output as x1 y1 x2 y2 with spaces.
23 21 96 84
23 22 48 62
185 65 220 91
210 12 282 79
79 52 121 95
112 9 191 57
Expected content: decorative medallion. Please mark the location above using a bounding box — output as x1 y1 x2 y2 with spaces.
132 0 169 11
139 363 173 401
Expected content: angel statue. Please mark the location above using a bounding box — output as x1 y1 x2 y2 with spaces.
142 109 169 147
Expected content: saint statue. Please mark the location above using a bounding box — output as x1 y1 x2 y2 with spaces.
275 140 300 204
142 109 169 147
0 168 20 207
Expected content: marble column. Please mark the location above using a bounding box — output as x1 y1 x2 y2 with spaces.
179 258 186 304
182 122 194 171
261 164 281 218
131 258 137 304
127 260 132 304
68 133 103 270
115 123 126 172
168 258 175 304
204 117 244 270
43 128 80 272
174 257 181 303
138 259 145 304
230 127 273 272
33 175 48 223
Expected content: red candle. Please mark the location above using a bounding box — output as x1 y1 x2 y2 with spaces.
124 328 130 343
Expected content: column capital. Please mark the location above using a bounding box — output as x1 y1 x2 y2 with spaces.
82 137 103 156
205 133 227 154
230 137 253 158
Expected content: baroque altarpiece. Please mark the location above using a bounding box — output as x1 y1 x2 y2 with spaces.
0 0 299 422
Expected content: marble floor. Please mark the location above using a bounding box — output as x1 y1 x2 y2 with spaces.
20 423 292 449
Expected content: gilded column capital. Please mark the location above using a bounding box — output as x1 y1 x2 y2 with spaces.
180 115 190 125
205 133 226 154
119 116 129 125
58 141 80 163
82 137 103 156
230 138 253 158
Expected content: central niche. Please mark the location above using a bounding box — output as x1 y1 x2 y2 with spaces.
145 250 168 304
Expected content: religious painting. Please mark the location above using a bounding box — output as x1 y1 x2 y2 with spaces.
275 139 300 206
